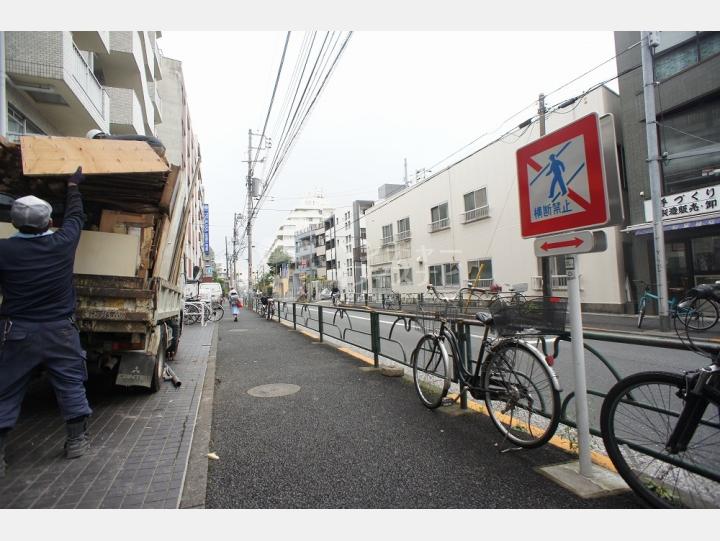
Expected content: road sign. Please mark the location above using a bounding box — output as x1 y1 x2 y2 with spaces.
532 230 607 257
517 113 609 238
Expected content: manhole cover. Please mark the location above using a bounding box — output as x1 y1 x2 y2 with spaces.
247 383 301 398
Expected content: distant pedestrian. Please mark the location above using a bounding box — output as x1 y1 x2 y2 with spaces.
312 288 316 301
229 289 241 322
546 153 568 199
0 167 92 478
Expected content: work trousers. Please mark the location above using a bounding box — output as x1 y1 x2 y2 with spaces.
0 318 92 430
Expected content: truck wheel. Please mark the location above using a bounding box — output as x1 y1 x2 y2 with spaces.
150 327 167 393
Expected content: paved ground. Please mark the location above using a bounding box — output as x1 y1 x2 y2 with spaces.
0 322 214 509
206 308 641 508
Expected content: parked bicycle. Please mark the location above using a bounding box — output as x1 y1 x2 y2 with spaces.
410 284 564 448
600 282 720 508
183 296 224 325
635 280 719 330
381 290 402 311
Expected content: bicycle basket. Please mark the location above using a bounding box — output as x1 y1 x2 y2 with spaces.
489 296 568 336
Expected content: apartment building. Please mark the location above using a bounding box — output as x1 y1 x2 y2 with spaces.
2 31 206 284
365 86 630 313
323 200 373 296
262 195 334 265
155 55 205 284
615 31 720 293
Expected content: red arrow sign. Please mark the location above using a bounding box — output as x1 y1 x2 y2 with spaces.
541 237 584 251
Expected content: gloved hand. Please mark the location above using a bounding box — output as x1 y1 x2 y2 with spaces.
68 166 83 187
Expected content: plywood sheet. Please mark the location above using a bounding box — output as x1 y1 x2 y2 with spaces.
20 135 169 176
0 223 139 277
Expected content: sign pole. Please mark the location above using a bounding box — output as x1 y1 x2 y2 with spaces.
565 254 593 477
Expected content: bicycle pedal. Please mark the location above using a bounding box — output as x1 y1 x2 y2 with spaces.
441 397 457 406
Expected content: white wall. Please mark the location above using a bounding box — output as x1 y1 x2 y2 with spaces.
365 86 628 310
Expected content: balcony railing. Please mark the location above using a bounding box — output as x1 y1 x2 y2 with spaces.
70 43 107 118
531 275 571 291
395 230 411 242
428 218 450 233
462 205 490 224
381 236 394 246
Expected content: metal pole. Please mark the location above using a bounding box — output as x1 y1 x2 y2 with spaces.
538 93 553 298
640 31 670 331
247 129 254 295
0 32 7 138
566 254 592 476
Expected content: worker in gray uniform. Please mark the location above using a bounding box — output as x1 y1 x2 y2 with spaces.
0 167 92 478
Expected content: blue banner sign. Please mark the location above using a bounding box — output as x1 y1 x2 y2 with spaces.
203 204 210 255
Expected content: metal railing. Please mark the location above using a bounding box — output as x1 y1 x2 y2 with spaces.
381 236 394 246
531 275 569 290
461 205 490 223
428 218 450 232
70 43 107 117
395 230 411 242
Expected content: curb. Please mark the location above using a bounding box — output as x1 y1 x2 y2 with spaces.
179 322 219 509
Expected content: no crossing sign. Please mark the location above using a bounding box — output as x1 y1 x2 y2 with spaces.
517 113 609 238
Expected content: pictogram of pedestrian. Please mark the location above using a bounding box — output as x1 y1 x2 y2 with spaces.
546 154 568 199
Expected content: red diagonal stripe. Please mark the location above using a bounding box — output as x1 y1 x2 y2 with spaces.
527 157 542 172
567 189 591 210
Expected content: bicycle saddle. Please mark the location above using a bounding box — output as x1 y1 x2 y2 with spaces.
685 283 720 302
475 312 493 325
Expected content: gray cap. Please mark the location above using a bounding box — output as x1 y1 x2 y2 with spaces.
11 195 53 229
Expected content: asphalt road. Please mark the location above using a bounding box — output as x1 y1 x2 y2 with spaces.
206 309 639 508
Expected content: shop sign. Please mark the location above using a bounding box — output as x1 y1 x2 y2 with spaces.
644 185 720 221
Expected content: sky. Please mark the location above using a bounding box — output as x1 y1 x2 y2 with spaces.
159 31 620 275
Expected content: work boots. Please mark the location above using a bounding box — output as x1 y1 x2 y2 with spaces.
64 417 89 459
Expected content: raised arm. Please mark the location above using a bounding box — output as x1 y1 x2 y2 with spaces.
56 166 85 244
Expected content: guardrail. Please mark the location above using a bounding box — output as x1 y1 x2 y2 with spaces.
250 299 720 447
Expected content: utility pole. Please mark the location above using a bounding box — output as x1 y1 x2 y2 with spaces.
404 157 408 186
538 93 553 298
640 31 670 331
225 236 230 289
0 32 7 138
246 129 254 294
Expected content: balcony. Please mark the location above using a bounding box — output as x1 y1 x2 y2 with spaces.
461 205 490 224
5 32 110 134
381 236 394 247
315 245 326 256
106 87 144 135
395 230 411 242
72 31 110 54
353 246 367 262
427 218 450 233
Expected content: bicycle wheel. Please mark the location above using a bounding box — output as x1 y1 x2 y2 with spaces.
481 340 560 448
412 334 450 409
210 304 224 322
183 304 201 325
637 297 646 329
600 371 720 509
678 298 719 331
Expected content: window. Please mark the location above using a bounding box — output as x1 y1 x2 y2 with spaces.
399 268 413 284
468 258 493 285
659 94 720 193
360 228 367 240
382 224 393 245
463 187 489 222
444 263 460 286
396 217 411 241
428 265 443 286
371 267 391 290
654 32 720 80
538 256 567 276
429 203 450 232
7 105 45 142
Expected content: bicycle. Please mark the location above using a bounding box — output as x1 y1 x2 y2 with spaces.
184 296 224 324
266 298 275 320
410 284 563 448
331 291 341 307
635 280 719 330
600 283 720 508
381 290 402 311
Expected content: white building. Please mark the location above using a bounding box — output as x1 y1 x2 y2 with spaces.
365 86 630 313
323 200 373 296
3 32 207 285
262 195 334 264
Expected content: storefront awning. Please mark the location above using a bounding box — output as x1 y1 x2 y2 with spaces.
623 211 720 235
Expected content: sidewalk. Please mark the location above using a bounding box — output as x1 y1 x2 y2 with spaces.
206 308 640 508
0 322 215 509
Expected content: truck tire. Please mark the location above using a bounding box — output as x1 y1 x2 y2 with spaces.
150 327 167 393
